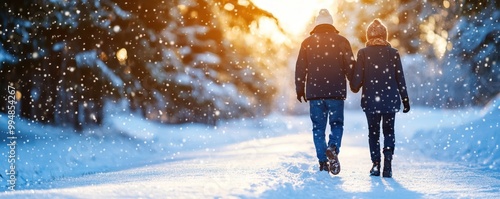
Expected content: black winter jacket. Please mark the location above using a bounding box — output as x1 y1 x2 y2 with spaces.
295 24 355 100
350 45 409 113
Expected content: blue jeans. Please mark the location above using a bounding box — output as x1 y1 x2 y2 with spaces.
365 112 396 163
309 99 344 162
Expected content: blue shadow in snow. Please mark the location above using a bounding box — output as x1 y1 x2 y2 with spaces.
247 164 422 199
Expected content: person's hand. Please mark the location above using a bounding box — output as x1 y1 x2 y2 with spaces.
351 87 359 93
297 92 307 103
402 98 410 113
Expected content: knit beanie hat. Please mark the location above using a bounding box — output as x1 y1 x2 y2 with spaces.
315 9 333 26
366 19 388 41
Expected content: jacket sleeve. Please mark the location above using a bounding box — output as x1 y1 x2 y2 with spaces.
394 50 409 101
349 50 364 93
295 43 308 95
342 40 356 82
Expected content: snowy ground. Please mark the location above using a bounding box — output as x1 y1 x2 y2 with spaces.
0 97 499 198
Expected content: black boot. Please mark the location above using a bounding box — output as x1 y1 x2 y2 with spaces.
383 159 392 178
319 161 329 172
370 162 380 176
383 149 393 178
326 146 341 175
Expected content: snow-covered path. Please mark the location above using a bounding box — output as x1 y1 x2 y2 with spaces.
1 109 499 198
2 127 500 197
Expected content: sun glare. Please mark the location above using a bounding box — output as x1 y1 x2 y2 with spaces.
251 0 337 36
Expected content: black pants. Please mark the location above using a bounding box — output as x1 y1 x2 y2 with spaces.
365 112 395 163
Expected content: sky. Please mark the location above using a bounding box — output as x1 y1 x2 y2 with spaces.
251 0 337 35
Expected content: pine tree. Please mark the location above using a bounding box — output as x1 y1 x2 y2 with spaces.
0 0 285 129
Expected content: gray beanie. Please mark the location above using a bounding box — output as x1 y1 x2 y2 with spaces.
315 9 333 26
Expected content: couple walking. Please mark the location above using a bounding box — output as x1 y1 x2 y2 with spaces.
295 9 410 177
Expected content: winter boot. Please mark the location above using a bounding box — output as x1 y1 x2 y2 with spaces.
326 146 341 175
370 162 380 176
382 159 392 178
319 161 329 172
383 149 393 178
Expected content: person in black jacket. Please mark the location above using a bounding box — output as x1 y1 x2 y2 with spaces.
350 19 410 178
295 9 355 175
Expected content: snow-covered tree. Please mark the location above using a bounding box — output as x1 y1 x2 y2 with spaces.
332 0 499 108
405 0 500 107
0 0 285 129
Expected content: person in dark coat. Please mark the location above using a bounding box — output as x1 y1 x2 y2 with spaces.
295 9 355 175
350 19 410 178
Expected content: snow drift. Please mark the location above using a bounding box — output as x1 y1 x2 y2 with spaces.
413 95 500 170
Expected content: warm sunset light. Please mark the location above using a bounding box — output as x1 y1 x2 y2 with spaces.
1 0 497 196
116 48 128 65
251 0 337 36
